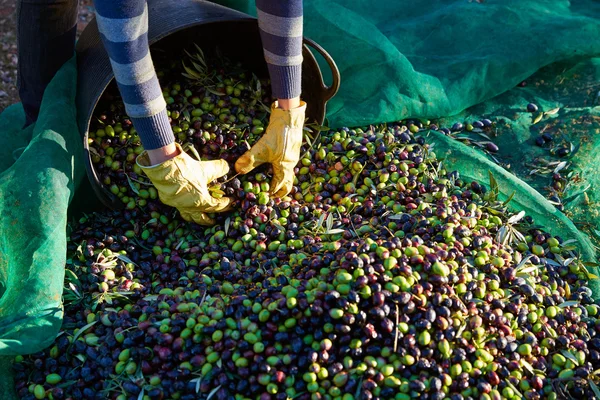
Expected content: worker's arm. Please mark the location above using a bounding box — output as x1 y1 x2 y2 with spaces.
93 0 231 225
235 0 306 198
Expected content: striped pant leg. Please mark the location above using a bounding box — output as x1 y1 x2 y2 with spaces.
256 0 304 101
93 0 174 150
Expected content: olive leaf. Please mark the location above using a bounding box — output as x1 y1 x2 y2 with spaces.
354 377 364 399
506 381 524 399
558 300 579 308
315 213 326 232
72 320 98 343
117 254 138 267
507 211 526 225
88 146 101 158
488 171 499 202
543 325 558 340
190 377 202 393
182 109 191 122
515 254 535 272
393 303 400 352
563 257 576 267
206 385 222 400
137 389 145 400
126 175 140 195
553 161 568 174
271 221 286 233
475 131 493 141
224 217 231 237
581 264 600 280
517 265 541 275
192 44 208 67
502 191 516 206
56 380 77 389
589 380 600 400
543 258 562 268
561 349 580 366
520 359 534 374
207 88 225 96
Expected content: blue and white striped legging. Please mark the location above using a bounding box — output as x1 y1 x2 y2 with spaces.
94 0 304 150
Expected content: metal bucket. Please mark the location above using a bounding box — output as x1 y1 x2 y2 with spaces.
75 0 340 209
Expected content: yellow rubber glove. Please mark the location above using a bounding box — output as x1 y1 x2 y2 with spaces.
235 101 306 198
137 143 231 225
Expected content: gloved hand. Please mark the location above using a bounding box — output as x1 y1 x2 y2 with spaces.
137 143 232 225
235 101 306 198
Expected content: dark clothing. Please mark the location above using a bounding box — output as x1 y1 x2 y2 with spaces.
17 0 78 126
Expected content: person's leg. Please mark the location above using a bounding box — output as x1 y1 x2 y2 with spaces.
93 0 176 164
17 0 79 126
255 0 303 110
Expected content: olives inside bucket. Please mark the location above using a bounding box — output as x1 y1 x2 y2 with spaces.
76 0 340 210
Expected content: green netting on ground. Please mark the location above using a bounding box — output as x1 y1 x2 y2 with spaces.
431 57 600 296
438 59 600 243
0 57 84 398
219 0 600 128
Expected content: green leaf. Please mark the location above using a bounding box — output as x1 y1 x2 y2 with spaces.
507 211 526 225
56 380 77 389
561 350 580 366
271 221 286 233
207 385 222 400
517 265 541 275
590 380 600 400
189 377 202 393
520 359 534 375
581 264 600 280
354 377 364 399
558 300 580 308
64 269 80 284
488 171 499 201
72 320 98 343
182 109 191 122
207 88 225 96
316 213 326 232
117 254 138 267
502 191 516 206
505 381 524 399
224 217 231 237
326 213 334 232
191 61 206 74
585 261 600 267
126 175 140 195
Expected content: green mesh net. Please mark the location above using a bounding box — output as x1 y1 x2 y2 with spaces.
0 57 84 398
220 0 600 127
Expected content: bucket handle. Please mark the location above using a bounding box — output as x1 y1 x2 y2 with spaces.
303 38 340 102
